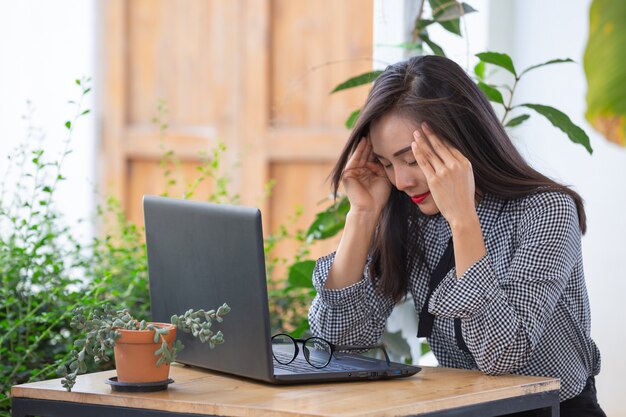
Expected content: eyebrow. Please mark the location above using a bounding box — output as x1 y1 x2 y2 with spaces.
372 146 413 160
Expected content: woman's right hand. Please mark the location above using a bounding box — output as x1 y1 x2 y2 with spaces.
342 138 391 217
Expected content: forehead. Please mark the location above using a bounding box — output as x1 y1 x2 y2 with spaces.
369 113 418 158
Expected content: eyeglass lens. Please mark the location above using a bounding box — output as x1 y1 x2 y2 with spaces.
303 337 332 368
271 334 333 368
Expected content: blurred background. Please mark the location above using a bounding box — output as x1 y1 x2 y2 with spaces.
1 0 624 415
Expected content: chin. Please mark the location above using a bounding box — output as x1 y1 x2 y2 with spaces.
417 203 440 216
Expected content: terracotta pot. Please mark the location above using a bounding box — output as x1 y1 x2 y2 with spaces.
113 322 177 383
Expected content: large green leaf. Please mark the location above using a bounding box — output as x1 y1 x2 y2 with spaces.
584 0 626 146
331 71 383 94
477 82 504 105
475 52 517 77
287 260 316 288
306 196 350 240
520 103 593 154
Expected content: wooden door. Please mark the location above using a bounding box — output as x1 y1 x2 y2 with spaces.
100 0 373 275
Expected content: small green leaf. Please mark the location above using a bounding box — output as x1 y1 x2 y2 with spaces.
65 121 71 129
287 260 316 288
477 82 504 104
434 2 476 22
520 103 593 154
345 109 360 129
474 61 485 80
437 18 461 36
306 196 350 240
505 114 531 128
519 58 574 78
415 19 435 31
420 32 446 56
331 71 383 94
81 109 91 116
476 52 517 77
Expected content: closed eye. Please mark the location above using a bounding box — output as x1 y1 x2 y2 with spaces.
376 159 392 169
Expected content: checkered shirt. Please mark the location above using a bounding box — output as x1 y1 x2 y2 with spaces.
308 191 601 401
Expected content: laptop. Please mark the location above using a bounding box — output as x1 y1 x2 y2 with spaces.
143 195 421 383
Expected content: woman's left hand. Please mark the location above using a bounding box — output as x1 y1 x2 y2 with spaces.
411 123 477 228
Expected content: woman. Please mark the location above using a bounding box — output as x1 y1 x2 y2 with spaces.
308 55 605 416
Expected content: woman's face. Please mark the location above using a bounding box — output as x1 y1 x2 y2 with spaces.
369 112 440 216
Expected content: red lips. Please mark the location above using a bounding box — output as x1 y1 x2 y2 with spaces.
411 192 430 204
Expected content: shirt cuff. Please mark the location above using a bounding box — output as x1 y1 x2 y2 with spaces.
428 255 502 318
312 252 368 307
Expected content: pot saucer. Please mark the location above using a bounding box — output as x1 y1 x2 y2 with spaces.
105 376 174 392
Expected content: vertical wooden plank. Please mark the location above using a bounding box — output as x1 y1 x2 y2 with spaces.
241 0 270 222
100 0 128 209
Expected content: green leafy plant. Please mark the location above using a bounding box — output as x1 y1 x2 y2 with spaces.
56 303 230 391
584 0 626 146
0 78 97 415
474 52 592 153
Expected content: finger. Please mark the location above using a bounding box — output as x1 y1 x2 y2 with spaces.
365 161 386 177
346 139 366 169
448 146 468 162
360 139 373 165
413 129 445 172
421 123 456 164
410 140 436 180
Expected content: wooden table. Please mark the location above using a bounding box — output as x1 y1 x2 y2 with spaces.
11 363 560 417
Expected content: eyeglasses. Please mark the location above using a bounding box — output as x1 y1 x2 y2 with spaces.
271 333 390 369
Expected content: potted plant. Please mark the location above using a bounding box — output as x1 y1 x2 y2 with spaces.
56 302 230 391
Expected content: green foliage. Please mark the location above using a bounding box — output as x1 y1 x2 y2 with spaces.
475 51 517 76
0 79 99 415
331 71 383 93
57 303 229 391
584 0 626 146
519 104 593 154
474 52 592 153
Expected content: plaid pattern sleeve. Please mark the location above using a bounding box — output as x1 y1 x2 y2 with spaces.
308 252 396 346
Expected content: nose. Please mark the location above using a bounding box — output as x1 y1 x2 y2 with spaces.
394 167 417 192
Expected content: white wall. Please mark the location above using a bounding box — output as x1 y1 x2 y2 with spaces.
489 1 625 414
0 0 96 241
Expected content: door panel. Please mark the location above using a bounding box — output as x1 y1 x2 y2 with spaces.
101 0 373 277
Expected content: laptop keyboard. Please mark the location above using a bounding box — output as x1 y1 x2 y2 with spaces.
272 351 356 373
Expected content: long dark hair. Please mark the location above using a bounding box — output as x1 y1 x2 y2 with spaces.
330 55 586 301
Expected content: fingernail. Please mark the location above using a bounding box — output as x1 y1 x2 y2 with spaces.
422 122 430 132
413 130 420 138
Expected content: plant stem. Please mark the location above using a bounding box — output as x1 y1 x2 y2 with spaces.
501 76 520 124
